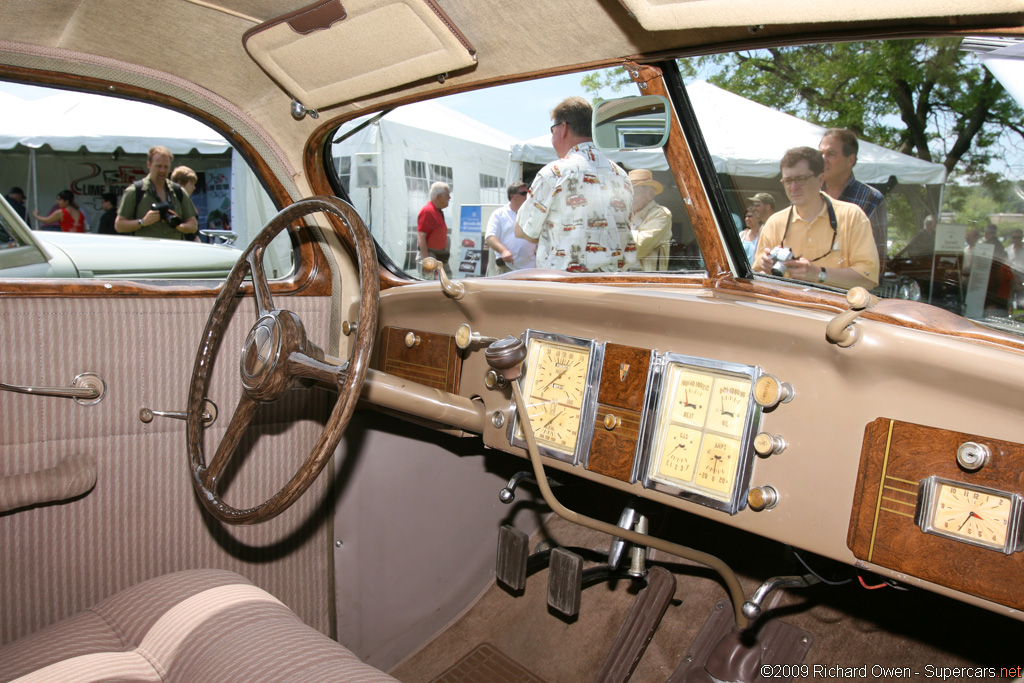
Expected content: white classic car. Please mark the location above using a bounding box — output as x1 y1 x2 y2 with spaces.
0 195 242 279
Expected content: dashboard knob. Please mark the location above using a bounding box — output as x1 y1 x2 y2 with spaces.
485 336 527 381
603 413 621 430
455 323 498 350
753 433 786 457
747 486 779 511
753 374 793 408
404 332 420 348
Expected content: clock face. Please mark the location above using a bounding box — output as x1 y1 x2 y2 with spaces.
919 477 1022 553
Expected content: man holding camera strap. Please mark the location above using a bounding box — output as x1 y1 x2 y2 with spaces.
753 146 879 289
115 145 198 240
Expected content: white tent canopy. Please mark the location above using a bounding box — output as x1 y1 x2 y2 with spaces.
510 81 946 186
0 85 290 271
334 100 518 273
0 89 229 155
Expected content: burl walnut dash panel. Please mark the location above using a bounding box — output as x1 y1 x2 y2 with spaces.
378 326 461 394
586 344 652 482
848 418 1024 611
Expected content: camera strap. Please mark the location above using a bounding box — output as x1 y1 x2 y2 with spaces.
781 193 838 261
130 179 184 216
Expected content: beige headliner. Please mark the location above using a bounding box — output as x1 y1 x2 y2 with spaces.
1 0 1022 196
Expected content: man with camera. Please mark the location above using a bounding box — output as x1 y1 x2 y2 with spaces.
115 145 198 240
753 146 879 289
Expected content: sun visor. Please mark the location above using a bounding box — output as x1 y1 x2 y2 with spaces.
616 0 1024 30
243 0 476 111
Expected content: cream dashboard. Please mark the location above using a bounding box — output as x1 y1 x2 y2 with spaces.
363 277 1024 621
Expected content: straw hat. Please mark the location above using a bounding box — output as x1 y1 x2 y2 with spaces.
628 169 663 194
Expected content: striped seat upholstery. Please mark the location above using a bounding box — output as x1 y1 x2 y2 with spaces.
0 569 399 683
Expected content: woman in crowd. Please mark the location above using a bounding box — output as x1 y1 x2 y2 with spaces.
740 207 762 263
33 190 86 233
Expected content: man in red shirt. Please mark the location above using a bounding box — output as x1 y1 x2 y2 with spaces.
417 182 451 276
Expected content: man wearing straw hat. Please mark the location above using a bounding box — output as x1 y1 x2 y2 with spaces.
629 169 672 271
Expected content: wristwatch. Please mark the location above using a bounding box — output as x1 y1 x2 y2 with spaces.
817 268 827 283
137 218 143 227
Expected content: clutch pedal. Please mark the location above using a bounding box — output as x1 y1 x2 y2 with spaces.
496 525 529 591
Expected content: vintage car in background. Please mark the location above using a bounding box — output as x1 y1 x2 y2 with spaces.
3 2 1024 682
0 196 243 279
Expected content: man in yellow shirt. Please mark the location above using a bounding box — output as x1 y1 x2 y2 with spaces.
753 147 879 289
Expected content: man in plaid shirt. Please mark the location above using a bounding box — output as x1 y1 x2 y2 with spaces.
820 129 888 269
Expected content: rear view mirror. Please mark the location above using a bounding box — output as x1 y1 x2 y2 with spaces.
592 95 670 151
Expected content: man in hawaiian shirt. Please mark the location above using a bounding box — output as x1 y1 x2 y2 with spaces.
515 96 636 272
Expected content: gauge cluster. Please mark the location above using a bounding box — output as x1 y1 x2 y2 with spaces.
509 330 784 514
639 355 764 514
509 330 604 464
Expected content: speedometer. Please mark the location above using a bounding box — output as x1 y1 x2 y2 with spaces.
510 331 603 464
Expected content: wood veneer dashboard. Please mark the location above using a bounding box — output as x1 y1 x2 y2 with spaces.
368 277 1024 619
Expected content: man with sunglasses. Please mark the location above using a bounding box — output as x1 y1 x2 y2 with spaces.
753 146 879 289
485 182 535 274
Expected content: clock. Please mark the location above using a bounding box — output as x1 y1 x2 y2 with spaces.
916 476 1024 554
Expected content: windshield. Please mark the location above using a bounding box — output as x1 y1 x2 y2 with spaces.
679 36 1024 330
329 67 704 279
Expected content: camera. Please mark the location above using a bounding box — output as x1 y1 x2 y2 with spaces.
769 246 793 276
152 201 183 228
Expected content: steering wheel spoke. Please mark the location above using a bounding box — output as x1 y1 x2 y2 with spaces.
288 351 349 387
187 197 379 525
204 393 259 486
247 247 274 315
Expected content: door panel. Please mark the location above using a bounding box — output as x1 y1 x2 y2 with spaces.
0 294 335 644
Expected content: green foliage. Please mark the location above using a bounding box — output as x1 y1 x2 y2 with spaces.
672 39 1024 181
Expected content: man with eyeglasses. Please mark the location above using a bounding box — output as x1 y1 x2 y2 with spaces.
820 128 888 268
753 146 879 289
515 96 636 272
485 182 536 274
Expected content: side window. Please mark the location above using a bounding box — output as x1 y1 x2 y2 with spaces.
680 38 1024 330
0 83 292 280
330 68 705 279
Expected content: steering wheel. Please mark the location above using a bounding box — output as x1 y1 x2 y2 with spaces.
186 196 378 525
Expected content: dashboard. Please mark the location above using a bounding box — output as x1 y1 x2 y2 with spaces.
366 277 1024 621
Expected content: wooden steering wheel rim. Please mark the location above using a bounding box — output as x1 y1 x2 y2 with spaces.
186 196 378 525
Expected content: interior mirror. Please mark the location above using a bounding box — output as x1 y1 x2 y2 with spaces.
592 95 670 151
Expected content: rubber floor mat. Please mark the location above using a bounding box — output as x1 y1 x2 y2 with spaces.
430 642 548 683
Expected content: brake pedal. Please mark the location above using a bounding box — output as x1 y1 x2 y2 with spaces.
547 547 584 617
496 525 529 591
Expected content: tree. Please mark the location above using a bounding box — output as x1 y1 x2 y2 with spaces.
584 39 1024 182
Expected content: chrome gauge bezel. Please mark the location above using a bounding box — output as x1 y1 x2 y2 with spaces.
915 476 1024 555
508 330 604 465
638 352 764 514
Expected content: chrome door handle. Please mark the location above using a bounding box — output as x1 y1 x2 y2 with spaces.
0 372 106 405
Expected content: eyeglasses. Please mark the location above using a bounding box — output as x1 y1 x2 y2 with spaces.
550 121 564 133
780 174 817 187
516 190 529 196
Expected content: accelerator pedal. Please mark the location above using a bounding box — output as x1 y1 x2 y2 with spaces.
592 566 677 683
